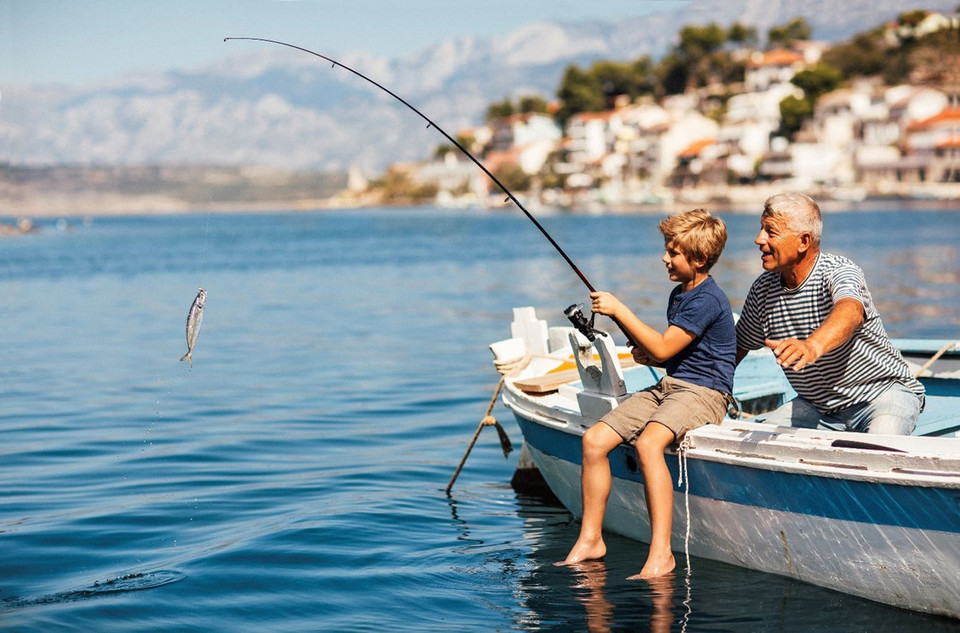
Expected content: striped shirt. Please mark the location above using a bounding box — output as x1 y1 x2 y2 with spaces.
736 252 925 415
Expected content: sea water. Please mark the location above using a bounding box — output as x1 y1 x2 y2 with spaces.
1 206 959 632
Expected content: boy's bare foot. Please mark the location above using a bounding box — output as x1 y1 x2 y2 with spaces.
626 552 675 580
556 536 606 566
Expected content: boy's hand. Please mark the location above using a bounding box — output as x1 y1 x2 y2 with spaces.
629 344 653 366
590 291 625 319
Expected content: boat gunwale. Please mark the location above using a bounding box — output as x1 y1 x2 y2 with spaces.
504 379 960 489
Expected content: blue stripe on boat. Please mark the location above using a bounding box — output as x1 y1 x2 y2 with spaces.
515 415 960 534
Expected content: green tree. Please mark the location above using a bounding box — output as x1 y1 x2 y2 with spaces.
790 63 842 102
486 95 550 123
898 9 928 27
518 95 549 114
433 145 457 160
485 98 515 121
493 163 531 192
775 63 842 139
821 30 888 78
727 21 759 47
677 23 728 57
768 17 812 47
555 58 655 123
555 64 604 124
656 52 691 95
779 95 812 138
591 59 655 106
653 22 748 95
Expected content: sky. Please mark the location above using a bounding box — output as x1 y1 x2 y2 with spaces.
0 0 689 87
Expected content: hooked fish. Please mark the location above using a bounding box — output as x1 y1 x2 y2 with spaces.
180 287 206 368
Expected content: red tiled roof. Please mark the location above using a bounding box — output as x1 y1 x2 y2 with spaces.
907 107 960 132
678 138 717 158
747 49 804 68
571 110 617 123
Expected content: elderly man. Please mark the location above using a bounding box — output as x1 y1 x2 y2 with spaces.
735 192 924 435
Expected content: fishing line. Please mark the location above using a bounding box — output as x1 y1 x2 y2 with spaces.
223 37 597 294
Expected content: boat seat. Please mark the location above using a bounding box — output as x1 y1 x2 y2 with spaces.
621 354 794 406
913 395 959 437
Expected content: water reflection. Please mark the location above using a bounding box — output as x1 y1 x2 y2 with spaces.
507 486 960 632
570 562 615 633
569 561 683 633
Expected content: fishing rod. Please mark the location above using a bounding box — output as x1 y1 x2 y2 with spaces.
224 37 633 344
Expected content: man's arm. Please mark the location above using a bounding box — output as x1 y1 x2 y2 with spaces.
765 297 865 371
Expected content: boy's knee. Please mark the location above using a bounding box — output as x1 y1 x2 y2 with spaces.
634 422 676 461
581 425 612 458
635 435 663 462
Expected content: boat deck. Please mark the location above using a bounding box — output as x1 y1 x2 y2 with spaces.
512 344 958 438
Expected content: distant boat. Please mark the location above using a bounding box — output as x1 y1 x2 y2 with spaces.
827 185 867 202
491 307 960 619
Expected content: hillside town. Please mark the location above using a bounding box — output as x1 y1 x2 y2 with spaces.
354 9 960 210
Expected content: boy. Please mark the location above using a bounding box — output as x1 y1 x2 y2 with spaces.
560 209 736 579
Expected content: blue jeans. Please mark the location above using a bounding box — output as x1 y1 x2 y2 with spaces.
756 382 921 435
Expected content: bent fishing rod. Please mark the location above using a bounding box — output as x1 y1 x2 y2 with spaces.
224 37 631 344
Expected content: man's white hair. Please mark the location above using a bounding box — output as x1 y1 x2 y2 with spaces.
762 192 822 245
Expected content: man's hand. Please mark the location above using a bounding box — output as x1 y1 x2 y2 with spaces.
765 337 824 371
765 298 864 372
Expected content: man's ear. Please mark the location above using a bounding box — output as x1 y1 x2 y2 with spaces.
797 232 813 253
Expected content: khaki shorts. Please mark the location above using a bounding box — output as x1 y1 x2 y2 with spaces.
602 375 729 443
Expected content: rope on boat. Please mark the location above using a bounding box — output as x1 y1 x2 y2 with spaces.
677 435 694 632
493 353 532 376
913 341 958 378
445 355 531 494
676 436 693 575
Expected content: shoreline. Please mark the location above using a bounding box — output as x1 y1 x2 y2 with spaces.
2 183 958 221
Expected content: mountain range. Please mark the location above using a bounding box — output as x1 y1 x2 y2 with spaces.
2 0 956 174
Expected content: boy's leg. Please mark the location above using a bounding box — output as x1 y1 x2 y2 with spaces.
628 421 677 579
560 421 625 565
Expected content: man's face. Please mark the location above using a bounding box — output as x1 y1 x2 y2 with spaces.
755 213 803 273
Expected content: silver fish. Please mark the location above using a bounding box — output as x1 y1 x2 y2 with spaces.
180 287 206 368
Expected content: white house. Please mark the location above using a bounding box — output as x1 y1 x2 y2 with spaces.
813 87 873 149
745 49 807 92
652 110 720 184
489 113 561 154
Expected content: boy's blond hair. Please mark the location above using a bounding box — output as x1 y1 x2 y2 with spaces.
658 209 727 272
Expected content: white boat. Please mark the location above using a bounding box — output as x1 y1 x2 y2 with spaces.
490 307 960 619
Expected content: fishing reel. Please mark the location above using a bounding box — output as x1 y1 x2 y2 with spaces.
564 303 607 342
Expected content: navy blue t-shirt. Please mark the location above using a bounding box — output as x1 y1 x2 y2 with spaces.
664 276 736 394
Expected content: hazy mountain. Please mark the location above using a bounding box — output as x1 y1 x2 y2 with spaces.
2 0 955 173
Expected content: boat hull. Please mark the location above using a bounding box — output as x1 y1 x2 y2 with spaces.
511 405 960 619
493 307 960 617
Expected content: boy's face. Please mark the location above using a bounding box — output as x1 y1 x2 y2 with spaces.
662 239 702 284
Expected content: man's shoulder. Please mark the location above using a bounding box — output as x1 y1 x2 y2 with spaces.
817 252 861 273
813 252 866 288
